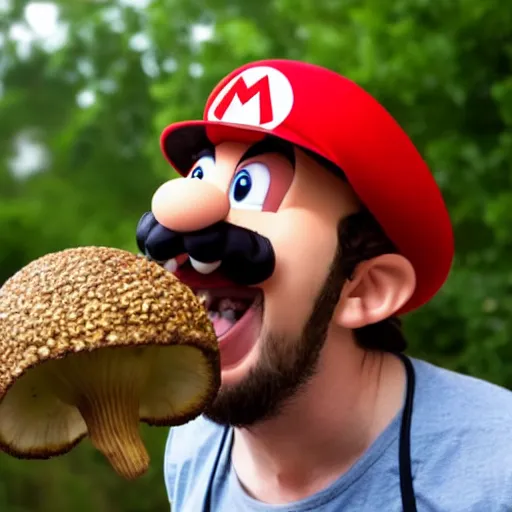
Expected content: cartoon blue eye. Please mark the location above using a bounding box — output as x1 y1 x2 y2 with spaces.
190 167 204 179
188 155 215 180
229 163 271 211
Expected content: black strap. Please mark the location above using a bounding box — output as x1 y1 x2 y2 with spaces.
203 354 418 512
203 425 230 510
397 353 418 512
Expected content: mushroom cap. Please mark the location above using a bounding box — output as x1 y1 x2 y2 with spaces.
0 246 220 459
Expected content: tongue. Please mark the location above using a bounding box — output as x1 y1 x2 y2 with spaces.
211 315 236 337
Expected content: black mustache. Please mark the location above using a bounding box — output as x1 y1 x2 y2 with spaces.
136 212 276 286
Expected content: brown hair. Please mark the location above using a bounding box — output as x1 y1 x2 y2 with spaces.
337 209 408 352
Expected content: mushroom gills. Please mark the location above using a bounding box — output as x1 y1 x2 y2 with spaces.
0 344 215 480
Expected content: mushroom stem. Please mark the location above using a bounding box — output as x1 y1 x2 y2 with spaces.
77 386 149 480
44 347 152 480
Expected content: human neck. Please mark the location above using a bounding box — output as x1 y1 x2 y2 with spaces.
231 334 406 504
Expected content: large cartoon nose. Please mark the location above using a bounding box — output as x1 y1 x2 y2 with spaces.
151 178 230 232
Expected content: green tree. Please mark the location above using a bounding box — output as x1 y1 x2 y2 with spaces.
0 0 511 510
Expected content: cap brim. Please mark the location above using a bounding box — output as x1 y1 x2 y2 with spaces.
160 120 332 176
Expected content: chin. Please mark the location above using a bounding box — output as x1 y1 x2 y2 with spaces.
167 258 265 373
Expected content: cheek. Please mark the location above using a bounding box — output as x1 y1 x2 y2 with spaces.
262 160 294 213
234 210 339 335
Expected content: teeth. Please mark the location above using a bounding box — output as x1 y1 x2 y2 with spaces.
163 259 178 273
190 258 221 274
220 309 236 321
197 290 212 308
218 298 236 311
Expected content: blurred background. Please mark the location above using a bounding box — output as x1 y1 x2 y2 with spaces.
0 0 511 510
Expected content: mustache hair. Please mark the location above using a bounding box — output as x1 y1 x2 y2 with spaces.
136 212 276 286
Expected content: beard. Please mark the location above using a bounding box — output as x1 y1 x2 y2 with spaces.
203 247 346 428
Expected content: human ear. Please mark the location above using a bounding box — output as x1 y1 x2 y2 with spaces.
333 254 416 329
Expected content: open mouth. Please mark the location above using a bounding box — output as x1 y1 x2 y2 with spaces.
161 258 263 343
196 288 262 338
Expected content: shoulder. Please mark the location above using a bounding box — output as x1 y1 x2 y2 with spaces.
410 358 512 510
163 415 227 507
411 357 512 427
165 414 225 461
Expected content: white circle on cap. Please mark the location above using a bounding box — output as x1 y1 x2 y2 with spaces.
207 66 294 130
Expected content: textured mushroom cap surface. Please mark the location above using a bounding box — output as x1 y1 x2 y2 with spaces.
0 246 220 459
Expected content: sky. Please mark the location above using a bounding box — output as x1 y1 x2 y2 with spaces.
4 1 214 178
9 2 66 57
5 4 59 176
8 1 151 56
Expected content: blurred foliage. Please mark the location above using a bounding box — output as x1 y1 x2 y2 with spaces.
0 0 511 510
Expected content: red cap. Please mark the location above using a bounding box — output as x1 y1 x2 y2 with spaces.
160 59 454 315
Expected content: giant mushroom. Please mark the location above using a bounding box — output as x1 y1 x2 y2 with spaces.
0 246 220 479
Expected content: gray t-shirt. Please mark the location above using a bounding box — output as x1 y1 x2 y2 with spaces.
164 357 512 511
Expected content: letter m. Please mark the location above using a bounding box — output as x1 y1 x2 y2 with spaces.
214 75 273 125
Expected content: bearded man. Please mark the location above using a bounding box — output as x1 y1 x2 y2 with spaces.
136 60 512 511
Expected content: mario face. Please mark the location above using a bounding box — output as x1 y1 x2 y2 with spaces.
137 138 366 426
136 58 453 426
